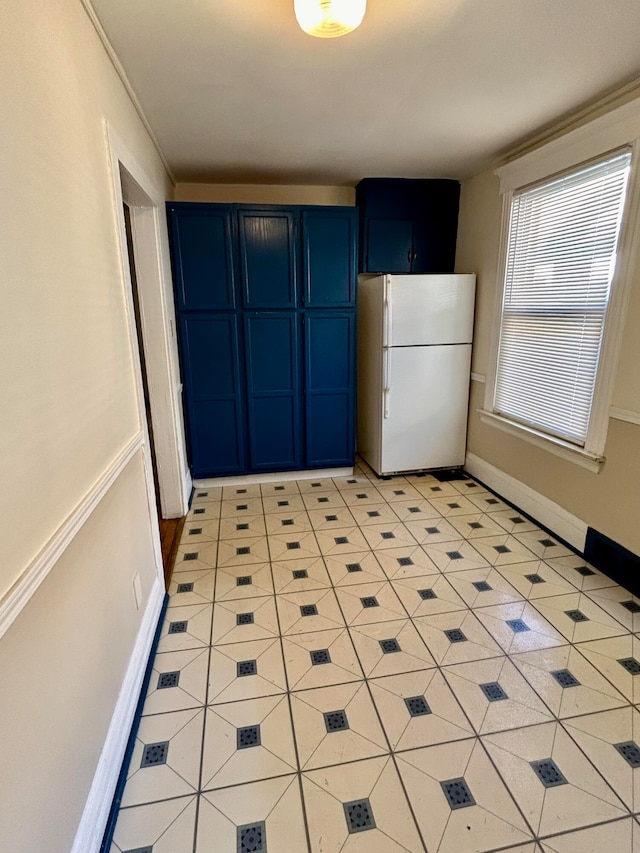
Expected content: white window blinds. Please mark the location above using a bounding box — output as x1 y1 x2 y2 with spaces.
494 150 632 446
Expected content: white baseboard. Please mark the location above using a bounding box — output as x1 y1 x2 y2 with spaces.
194 466 353 489
465 452 588 552
610 406 640 426
71 578 164 853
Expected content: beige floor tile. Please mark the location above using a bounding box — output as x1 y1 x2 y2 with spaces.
428 495 480 517
181 518 220 544
543 555 617 591
471 534 538 566
121 708 204 807
442 656 553 734
490 509 541 534
466 490 513 514
208 638 287 704
220 497 265 517
332 473 372 490
413 610 503 665
111 795 197 853
348 502 401 527
360 521 418 551
267 531 321 561
510 645 628 718
450 478 485 496
512 530 573 560
291 681 388 769
540 818 640 852
217 536 271 567
532 592 627 643
414 480 461 498
585 585 640 632
314 526 371 556
323 550 387 586
495 560 577 600
446 566 524 608
335 581 407 626
374 545 441 580
397 738 533 852
187 502 221 522
576 635 640 703
143 647 210 715
264 510 313 535
167 568 215 608
218 514 267 540
422 539 491 572
301 490 348 510
474 601 566 654
391 574 467 617
370 669 473 750
213 563 273 601
339 487 386 507
157 603 212 653
388 498 443 522
196 776 307 853
402 517 460 544
222 484 263 500
211 596 278 646
261 493 307 514
276 588 346 635
173 542 218 572
191 486 223 503
483 721 627 837
350 619 436 678
201 695 297 790
375 483 424 503
306 505 357 530
563 707 640 812
302 756 424 852
297 477 340 493
448 512 507 540
260 480 301 496
271 557 332 593
283 628 363 690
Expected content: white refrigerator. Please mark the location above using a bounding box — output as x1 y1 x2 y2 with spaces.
357 274 476 476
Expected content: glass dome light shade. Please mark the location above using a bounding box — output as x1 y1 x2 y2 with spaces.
294 0 367 38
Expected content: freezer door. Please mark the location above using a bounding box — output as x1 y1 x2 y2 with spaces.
388 274 475 346
380 344 471 474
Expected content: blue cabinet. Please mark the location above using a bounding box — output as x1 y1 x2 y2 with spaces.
168 203 357 478
167 203 236 310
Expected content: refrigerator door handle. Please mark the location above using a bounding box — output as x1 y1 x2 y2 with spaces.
383 346 391 419
383 277 392 347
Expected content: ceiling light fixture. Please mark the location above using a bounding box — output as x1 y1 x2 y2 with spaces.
294 0 367 38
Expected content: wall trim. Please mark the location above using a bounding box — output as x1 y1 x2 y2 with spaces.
71 578 165 853
470 372 486 383
464 451 588 552
610 406 640 426
193 467 354 489
0 433 145 642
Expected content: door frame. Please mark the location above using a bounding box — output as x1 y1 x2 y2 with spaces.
105 121 191 519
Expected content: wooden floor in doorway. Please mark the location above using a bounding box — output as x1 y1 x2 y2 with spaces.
159 516 185 590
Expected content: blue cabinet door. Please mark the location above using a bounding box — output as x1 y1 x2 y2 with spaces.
365 219 413 273
179 315 245 476
244 313 301 470
302 208 357 307
168 204 236 311
238 210 298 309
304 312 355 467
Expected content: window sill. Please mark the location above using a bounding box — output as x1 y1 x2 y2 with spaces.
477 410 605 473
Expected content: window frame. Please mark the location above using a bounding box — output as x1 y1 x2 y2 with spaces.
481 101 640 473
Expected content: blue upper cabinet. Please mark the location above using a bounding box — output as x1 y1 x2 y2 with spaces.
179 314 245 476
302 208 357 307
167 203 235 311
365 218 413 274
304 312 355 468
244 313 301 470
238 209 298 309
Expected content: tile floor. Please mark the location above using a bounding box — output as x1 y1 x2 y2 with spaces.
110 463 640 852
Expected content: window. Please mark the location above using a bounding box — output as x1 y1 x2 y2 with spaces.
486 149 632 463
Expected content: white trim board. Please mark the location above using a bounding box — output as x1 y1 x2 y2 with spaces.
0 433 145 642
610 407 640 426
464 452 588 552
194 467 354 489
71 578 165 853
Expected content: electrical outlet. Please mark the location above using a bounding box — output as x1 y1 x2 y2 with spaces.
133 572 142 610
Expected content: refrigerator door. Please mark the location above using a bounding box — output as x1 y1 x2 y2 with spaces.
380 343 471 474
387 274 475 346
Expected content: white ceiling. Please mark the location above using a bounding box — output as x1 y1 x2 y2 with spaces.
90 0 640 185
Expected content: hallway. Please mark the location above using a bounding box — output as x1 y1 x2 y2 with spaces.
109 465 640 852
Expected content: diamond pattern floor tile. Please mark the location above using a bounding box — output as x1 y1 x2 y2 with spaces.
208 638 287 704
276 588 345 635
283 627 363 690
539 818 640 853
349 618 436 677
110 795 197 853
143 648 210 715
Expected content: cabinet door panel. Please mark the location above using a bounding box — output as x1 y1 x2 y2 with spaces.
304 312 355 467
179 315 245 475
168 205 235 311
365 219 413 273
245 313 300 470
238 210 297 308
411 219 457 273
302 208 357 307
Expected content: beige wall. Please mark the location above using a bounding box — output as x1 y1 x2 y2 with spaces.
456 126 640 555
175 181 355 206
0 0 174 849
